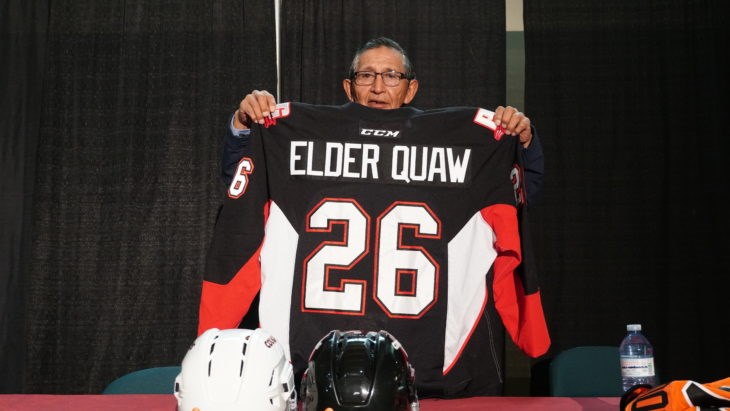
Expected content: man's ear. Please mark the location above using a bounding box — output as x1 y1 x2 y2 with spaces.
403 79 419 104
342 79 355 101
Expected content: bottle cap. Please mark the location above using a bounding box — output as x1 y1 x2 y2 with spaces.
627 324 642 331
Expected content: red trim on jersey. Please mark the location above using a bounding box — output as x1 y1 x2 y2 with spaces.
482 204 549 358
197 201 270 336
263 200 270 220
512 282 550 357
395 269 417 296
197 243 263 335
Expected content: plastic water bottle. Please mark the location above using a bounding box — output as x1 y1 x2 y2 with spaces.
619 324 657 392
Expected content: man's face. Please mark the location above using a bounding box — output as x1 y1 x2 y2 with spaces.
343 46 419 110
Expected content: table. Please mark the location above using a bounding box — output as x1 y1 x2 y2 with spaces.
0 394 621 410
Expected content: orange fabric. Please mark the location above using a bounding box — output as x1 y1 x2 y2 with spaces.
623 377 730 411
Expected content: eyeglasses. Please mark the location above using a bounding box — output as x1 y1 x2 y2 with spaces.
352 70 410 87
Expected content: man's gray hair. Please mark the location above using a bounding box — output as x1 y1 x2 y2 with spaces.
348 37 416 80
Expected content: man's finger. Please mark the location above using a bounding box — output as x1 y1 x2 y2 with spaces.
265 93 277 113
252 90 278 120
506 111 523 135
255 92 272 117
245 94 267 124
493 105 505 125
514 117 530 135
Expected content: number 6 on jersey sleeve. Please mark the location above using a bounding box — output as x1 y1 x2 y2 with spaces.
228 157 254 199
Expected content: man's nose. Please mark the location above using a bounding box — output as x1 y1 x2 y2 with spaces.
370 74 386 92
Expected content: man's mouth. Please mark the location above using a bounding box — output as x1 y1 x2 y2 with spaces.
367 100 388 107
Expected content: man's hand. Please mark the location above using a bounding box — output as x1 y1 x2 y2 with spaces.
234 90 278 129
493 105 533 148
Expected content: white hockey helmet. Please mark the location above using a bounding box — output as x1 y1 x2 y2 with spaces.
174 328 297 411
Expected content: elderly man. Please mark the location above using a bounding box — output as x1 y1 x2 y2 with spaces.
202 37 549 399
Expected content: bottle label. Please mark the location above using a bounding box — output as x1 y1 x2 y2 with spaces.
620 356 655 377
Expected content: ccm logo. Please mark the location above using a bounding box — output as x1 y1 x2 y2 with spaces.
360 128 400 138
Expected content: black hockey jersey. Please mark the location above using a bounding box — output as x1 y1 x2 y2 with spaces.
199 102 550 397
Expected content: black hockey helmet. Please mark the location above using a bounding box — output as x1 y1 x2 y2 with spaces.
301 329 419 411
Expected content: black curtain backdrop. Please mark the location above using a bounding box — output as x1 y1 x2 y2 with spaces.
280 0 505 109
524 0 729 393
2 0 507 395
16 0 276 394
0 0 50 394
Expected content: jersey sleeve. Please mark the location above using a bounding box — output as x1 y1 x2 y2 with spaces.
198 125 269 335
512 141 551 357
478 131 550 358
481 203 550 358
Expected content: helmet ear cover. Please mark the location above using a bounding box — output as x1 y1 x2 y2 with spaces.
301 330 419 411
175 328 297 411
